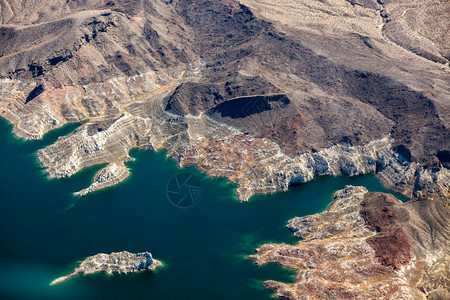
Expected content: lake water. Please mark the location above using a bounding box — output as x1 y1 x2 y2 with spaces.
0 119 407 299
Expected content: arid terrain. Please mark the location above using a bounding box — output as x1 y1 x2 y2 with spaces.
0 0 448 201
250 186 449 299
0 0 449 298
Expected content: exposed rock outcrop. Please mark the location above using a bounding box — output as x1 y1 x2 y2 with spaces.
0 0 448 202
249 186 450 299
178 135 449 201
74 160 131 196
50 251 162 285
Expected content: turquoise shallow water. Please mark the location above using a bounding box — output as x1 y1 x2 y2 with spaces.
0 119 407 299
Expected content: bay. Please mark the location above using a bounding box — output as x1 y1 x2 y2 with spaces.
0 118 407 299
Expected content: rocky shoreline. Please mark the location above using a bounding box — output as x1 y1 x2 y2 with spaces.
0 0 448 203
249 186 449 299
50 251 162 286
177 134 450 201
0 1 448 297
2 71 448 202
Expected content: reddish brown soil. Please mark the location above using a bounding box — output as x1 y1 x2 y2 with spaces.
361 192 411 270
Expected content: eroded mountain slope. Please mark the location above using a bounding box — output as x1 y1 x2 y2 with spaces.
0 0 448 201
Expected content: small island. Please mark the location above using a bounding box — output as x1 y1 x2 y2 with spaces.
50 251 162 285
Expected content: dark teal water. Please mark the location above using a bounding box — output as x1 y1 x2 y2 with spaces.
0 119 407 299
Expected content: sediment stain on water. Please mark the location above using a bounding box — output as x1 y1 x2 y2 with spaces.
0 119 407 299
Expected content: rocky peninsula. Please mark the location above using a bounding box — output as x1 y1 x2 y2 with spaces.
0 1 448 297
50 251 162 285
250 186 450 299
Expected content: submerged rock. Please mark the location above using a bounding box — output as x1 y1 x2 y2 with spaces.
50 251 162 285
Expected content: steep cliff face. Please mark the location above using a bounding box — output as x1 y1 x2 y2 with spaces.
250 186 449 299
0 0 448 201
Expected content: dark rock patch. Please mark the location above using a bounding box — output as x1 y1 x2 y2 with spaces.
394 145 412 162
48 54 73 66
436 150 449 169
340 161 358 176
208 94 290 119
165 83 224 116
25 84 44 104
28 64 44 77
361 192 411 270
